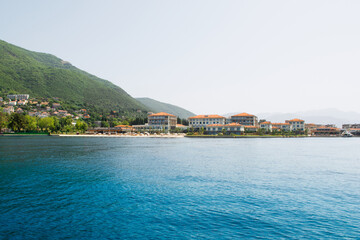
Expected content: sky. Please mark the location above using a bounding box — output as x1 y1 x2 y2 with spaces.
1 0 360 114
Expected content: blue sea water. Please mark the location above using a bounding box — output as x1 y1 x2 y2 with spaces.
0 136 359 239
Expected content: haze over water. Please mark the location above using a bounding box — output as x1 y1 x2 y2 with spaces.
1 136 359 239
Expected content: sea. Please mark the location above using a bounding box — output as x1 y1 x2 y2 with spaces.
0 136 359 239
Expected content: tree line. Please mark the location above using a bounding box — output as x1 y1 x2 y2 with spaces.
0 112 88 133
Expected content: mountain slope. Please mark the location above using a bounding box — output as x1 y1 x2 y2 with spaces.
136 97 195 119
0 40 148 115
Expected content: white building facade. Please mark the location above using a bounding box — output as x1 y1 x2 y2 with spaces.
285 119 305 131
188 115 226 129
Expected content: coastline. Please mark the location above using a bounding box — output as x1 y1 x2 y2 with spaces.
58 134 185 138
185 135 308 138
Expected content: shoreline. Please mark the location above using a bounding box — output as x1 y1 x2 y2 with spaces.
0 134 352 138
58 134 185 138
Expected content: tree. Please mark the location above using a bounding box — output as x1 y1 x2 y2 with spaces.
24 115 37 131
200 127 205 135
121 120 129 126
60 116 73 131
0 111 8 133
75 120 88 133
38 117 55 132
52 117 61 132
8 113 26 132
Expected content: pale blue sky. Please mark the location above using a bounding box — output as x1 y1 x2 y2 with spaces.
1 0 360 114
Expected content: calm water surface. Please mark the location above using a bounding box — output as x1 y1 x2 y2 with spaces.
0 136 359 239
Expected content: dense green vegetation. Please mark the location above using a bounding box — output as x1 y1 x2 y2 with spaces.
136 97 195 119
0 111 88 134
0 39 149 116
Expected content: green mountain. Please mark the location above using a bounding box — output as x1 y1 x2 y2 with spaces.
136 97 195 119
0 39 148 115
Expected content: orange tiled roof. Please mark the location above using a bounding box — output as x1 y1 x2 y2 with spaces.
188 114 225 119
176 124 186 127
260 121 271 125
231 112 255 117
148 112 176 117
287 118 304 122
272 123 290 126
244 126 258 128
224 123 243 127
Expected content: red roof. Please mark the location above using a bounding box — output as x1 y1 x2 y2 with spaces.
260 121 271 125
148 112 176 117
188 114 225 119
231 112 255 117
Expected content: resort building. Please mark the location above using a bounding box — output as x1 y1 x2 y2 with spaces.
272 123 292 132
343 124 360 129
148 112 177 131
285 118 305 131
259 121 272 132
230 113 258 126
348 128 360 136
206 123 244 135
188 115 226 129
313 126 341 136
176 124 188 131
244 125 258 133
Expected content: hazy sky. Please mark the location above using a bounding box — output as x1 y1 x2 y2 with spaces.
1 0 360 114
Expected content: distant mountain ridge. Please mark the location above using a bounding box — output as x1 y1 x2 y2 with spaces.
0 39 148 115
136 97 195 119
256 108 360 127
223 108 360 128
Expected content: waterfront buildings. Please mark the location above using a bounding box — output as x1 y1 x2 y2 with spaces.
148 112 177 131
272 123 292 131
188 115 226 129
259 121 272 132
348 128 360 136
313 126 341 136
343 124 360 129
285 119 305 131
259 122 294 132
244 125 258 132
230 113 258 126
206 123 244 135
